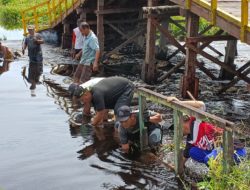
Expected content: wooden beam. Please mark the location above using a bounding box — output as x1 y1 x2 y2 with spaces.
158 60 185 82
97 0 105 52
219 67 250 94
182 12 200 99
169 17 186 32
188 44 250 83
95 8 139 14
142 5 179 15
142 0 158 83
186 35 237 43
218 61 250 93
107 28 146 56
153 20 186 53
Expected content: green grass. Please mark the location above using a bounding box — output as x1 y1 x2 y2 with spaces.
0 0 45 29
198 153 250 190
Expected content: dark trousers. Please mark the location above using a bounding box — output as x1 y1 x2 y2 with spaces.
28 62 43 83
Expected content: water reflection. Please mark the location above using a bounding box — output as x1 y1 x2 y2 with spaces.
43 76 181 189
0 60 11 75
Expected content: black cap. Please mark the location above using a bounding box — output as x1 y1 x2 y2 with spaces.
68 83 86 98
116 106 132 122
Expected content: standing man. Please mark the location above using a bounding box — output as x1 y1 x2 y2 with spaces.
69 76 134 127
72 25 84 59
74 22 100 84
22 25 44 90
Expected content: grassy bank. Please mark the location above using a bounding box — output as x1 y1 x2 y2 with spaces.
0 0 44 30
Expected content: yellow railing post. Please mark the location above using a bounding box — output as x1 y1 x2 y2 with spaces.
21 11 27 35
241 0 248 42
48 1 52 27
211 0 217 25
186 0 191 9
34 7 39 32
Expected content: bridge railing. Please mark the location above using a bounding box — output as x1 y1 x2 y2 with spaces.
185 0 249 42
137 87 241 175
21 0 79 35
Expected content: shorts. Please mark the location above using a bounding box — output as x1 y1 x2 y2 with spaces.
74 64 92 83
114 83 135 115
28 62 43 82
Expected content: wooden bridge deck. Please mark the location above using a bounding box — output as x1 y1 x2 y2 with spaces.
170 0 250 44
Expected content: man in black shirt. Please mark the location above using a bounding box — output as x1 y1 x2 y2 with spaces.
69 77 134 127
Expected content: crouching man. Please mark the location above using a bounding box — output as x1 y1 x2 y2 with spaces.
68 76 134 127
116 106 163 154
183 116 247 165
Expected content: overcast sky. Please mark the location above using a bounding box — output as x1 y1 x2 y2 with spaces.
0 27 23 40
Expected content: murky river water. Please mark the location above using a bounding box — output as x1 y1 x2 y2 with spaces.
0 41 180 190
1 39 250 190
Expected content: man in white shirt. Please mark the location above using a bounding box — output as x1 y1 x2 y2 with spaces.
72 26 84 59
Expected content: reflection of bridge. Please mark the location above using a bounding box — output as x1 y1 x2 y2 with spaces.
22 0 250 98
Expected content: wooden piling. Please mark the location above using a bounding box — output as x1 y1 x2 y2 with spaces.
142 0 158 84
219 40 237 80
97 0 105 52
181 12 199 99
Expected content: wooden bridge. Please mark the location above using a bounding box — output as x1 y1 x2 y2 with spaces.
21 0 250 97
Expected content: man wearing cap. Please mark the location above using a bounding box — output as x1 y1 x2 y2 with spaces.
22 25 44 90
73 22 100 84
69 76 134 127
116 106 163 153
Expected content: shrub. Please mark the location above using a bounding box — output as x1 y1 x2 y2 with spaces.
198 153 250 190
0 6 22 29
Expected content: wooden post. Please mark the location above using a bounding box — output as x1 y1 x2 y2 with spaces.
173 109 184 176
139 95 148 151
223 130 234 173
142 0 158 83
62 22 72 49
52 0 56 24
181 12 199 99
219 40 237 80
97 0 105 52
159 19 170 50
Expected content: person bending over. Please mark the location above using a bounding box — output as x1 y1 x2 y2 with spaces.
69 76 134 127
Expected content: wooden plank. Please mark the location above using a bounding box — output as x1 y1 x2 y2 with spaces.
136 87 238 133
196 61 218 80
186 35 236 43
173 109 184 176
95 8 139 14
142 5 179 14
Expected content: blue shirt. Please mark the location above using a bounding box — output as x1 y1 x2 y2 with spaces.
80 31 99 65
